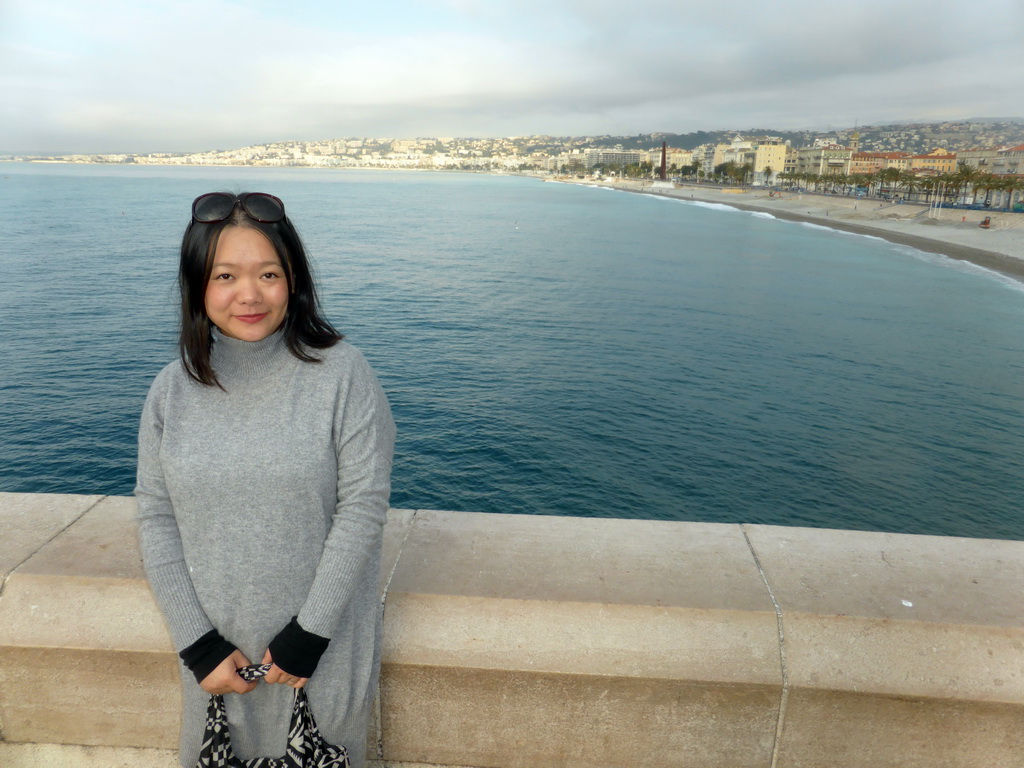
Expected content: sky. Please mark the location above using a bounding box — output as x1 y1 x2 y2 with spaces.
2 0 1023 155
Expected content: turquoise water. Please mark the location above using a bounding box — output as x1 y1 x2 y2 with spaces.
2 163 1024 539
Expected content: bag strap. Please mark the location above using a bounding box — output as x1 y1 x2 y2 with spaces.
237 663 274 682
197 665 350 768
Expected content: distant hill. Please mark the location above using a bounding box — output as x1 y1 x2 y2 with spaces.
966 117 1024 124
14 118 1024 165
574 120 1024 155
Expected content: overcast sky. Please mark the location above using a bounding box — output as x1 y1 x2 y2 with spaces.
3 0 1023 154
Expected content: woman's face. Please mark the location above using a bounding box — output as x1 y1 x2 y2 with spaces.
205 226 289 341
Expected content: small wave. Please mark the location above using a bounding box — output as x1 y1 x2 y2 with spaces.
797 221 836 233
840 231 887 243
795 220 889 244
891 245 1024 293
684 200 741 213
672 197 778 222
792 219 1024 290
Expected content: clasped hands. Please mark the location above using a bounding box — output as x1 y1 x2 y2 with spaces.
199 649 309 695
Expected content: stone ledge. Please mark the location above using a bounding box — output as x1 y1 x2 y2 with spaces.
0 493 1022 768
0 744 482 768
744 524 1024 704
0 743 179 768
0 492 101 585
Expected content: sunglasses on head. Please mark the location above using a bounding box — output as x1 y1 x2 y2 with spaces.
191 192 286 224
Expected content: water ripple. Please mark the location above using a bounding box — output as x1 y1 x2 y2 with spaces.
2 165 1024 539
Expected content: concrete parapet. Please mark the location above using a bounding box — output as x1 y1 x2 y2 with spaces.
380 510 781 767
0 492 1022 767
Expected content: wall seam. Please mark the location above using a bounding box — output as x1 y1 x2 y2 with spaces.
380 509 419 608
741 524 789 768
375 508 420 760
0 495 106 602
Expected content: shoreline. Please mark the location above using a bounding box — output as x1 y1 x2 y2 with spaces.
579 178 1024 282
11 160 1024 281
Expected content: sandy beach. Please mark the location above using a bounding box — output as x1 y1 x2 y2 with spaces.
578 178 1024 281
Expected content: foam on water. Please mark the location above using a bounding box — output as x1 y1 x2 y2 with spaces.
682 200 742 213
797 220 840 233
891 244 1024 293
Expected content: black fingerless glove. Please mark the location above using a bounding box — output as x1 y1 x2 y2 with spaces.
267 616 330 678
179 629 237 684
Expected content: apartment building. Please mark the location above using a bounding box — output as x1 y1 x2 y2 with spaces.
992 144 1024 176
582 148 646 169
908 148 957 175
848 152 911 174
751 138 787 184
693 143 718 176
957 146 1005 173
712 135 787 184
795 144 852 176
784 145 798 176
666 147 695 168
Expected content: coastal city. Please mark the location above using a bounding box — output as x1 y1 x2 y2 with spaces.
5 0 1024 764
11 119 1024 210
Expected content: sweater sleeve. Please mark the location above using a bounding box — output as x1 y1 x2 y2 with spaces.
295 348 396 638
135 368 219 653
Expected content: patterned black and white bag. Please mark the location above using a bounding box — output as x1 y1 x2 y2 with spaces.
196 664 350 768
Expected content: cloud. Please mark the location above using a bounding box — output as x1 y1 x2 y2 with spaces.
2 0 1022 152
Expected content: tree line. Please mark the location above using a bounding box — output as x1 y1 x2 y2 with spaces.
560 160 1022 211
774 164 1022 210
687 162 1022 210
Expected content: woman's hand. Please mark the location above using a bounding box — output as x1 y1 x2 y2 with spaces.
261 649 309 689
199 650 258 695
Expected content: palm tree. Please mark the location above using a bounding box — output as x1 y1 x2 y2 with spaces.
953 162 982 205
998 175 1023 211
976 173 1000 207
872 169 888 198
729 162 753 185
935 173 960 207
899 173 922 203
919 176 941 206
877 167 902 199
969 174 990 207
762 165 774 187
846 173 869 197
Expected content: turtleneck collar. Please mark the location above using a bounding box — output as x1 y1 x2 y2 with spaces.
210 327 292 381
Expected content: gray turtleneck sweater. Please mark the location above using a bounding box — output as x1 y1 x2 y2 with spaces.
136 330 395 768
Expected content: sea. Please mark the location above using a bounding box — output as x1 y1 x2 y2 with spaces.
2 163 1024 540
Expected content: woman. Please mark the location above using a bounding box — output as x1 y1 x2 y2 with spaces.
136 192 395 768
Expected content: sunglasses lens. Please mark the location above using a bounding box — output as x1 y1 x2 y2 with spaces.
192 193 236 223
240 193 285 223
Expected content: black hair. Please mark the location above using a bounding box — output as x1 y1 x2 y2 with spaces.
178 195 342 387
